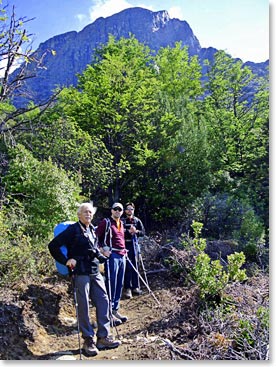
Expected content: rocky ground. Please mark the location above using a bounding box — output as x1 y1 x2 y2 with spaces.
0 270 188 360
0 236 270 361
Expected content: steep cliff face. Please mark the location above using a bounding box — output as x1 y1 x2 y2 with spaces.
80 7 200 53
11 7 267 107
12 7 202 106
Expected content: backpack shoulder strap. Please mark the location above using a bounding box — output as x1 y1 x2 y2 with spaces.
104 218 112 248
133 216 139 226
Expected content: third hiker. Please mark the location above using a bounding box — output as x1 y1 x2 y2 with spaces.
122 202 145 299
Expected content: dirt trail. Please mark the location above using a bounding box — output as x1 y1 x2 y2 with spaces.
1 272 180 360
0 261 269 360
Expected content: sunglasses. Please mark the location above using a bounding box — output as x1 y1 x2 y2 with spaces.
126 208 134 211
112 207 123 212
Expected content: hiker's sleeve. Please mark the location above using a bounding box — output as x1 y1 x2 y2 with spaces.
48 228 72 265
96 251 107 263
136 219 145 237
95 220 105 247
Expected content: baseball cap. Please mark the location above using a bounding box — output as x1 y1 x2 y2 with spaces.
112 202 123 210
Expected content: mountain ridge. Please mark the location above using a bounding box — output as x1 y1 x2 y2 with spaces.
12 7 268 107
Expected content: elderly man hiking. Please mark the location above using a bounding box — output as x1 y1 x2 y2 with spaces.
48 202 121 357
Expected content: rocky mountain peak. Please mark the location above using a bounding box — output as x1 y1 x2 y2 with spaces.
152 10 170 32
11 7 267 108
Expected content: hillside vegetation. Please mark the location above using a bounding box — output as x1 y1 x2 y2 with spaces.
0 232 269 360
0 3 269 361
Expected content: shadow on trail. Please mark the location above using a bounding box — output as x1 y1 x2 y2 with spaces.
0 300 34 360
20 282 76 336
0 278 78 360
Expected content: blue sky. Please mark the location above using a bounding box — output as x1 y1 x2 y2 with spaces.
3 0 269 63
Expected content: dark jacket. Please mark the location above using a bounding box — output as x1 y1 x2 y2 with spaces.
122 216 145 243
48 221 106 275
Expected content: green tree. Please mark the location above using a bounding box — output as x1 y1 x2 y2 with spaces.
154 42 202 114
204 51 269 224
2 144 82 238
0 2 59 218
137 45 211 222
17 105 114 198
59 35 159 203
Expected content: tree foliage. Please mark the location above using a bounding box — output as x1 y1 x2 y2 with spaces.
204 51 269 225
2 144 81 238
0 9 269 287
59 35 160 202
16 105 115 198
135 45 212 222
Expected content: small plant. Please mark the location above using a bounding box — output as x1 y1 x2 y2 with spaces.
227 252 247 282
233 309 269 357
256 306 269 330
190 220 247 301
236 319 255 347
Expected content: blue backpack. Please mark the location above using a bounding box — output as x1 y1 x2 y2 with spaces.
53 221 75 275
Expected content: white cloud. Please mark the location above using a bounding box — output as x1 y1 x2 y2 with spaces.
88 0 155 22
89 0 133 22
0 54 23 78
76 13 87 23
168 6 184 21
135 2 154 11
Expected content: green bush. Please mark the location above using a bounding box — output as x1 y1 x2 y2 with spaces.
0 204 35 286
190 221 247 301
234 209 267 263
189 193 268 269
3 144 82 238
0 144 85 287
233 306 269 355
191 193 265 244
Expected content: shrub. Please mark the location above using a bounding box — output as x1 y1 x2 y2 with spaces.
2 144 82 238
0 144 84 287
0 204 35 286
190 221 247 301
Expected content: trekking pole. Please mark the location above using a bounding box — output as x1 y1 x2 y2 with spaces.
138 252 149 287
105 256 120 338
71 273 82 360
126 253 161 307
134 236 149 288
133 236 140 290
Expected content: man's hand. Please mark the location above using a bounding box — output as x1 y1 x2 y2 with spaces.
101 246 111 257
66 258 77 269
129 225 137 235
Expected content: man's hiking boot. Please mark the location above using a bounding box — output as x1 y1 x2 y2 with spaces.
113 310 128 323
124 288 132 299
83 336 98 356
96 336 121 350
110 314 122 327
132 288 143 295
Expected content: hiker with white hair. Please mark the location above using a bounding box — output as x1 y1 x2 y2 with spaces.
48 202 121 357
